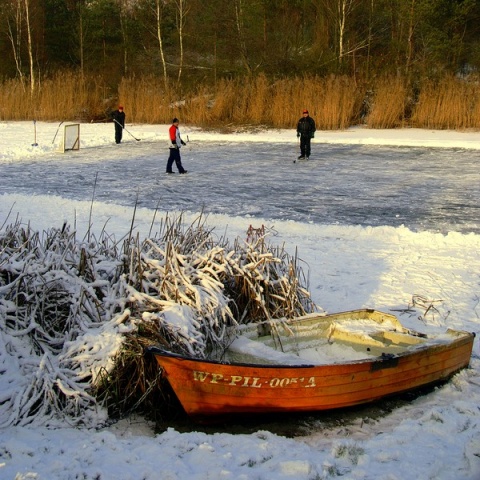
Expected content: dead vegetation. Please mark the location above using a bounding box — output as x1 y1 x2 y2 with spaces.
391 294 448 324
2 72 480 130
0 213 316 425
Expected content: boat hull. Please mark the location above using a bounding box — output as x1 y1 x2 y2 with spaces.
147 310 475 419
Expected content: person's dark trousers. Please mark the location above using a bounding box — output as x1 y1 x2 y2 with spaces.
115 125 123 144
166 148 186 173
300 135 311 157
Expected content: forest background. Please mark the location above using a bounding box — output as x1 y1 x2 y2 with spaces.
1 0 480 130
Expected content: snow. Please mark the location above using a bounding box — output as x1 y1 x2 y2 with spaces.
1 120 480 479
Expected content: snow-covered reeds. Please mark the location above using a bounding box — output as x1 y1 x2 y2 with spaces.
0 220 123 427
96 215 316 419
0 214 315 425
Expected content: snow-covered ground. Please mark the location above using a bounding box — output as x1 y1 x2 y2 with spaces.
1 121 479 479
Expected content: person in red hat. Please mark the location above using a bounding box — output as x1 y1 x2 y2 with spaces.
111 105 126 144
296 109 316 160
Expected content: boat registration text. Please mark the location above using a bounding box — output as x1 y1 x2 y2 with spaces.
193 371 317 388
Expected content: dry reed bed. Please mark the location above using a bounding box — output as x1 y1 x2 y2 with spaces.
0 214 315 425
1 73 480 130
411 77 480 129
364 76 410 128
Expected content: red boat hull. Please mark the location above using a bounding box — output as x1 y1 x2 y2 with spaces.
149 322 474 418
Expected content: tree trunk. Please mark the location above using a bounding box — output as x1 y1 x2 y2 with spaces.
6 0 25 87
406 0 416 77
117 0 129 76
234 0 252 75
337 0 346 62
79 5 84 80
366 0 374 80
24 0 35 94
337 0 356 66
155 0 168 89
174 0 189 85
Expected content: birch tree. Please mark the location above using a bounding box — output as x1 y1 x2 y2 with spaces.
315 0 361 70
4 0 25 85
173 0 190 84
233 0 252 74
155 0 168 88
23 0 35 93
116 0 136 76
405 0 415 76
78 0 85 79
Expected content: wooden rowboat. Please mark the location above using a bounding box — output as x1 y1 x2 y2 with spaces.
147 309 475 419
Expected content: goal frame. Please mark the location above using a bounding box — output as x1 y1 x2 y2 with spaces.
62 123 80 152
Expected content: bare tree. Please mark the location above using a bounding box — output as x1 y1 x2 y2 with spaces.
318 0 358 67
233 0 252 74
78 1 85 79
117 0 133 76
405 0 415 77
23 0 35 93
335 0 357 64
155 0 168 89
4 0 25 86
366 0 374 78
173 0 190 84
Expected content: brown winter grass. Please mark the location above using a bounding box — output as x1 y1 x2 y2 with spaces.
411 76 480 129
1 71 480 130
0 72 109 121
366 76 409 128
118 76 180 124
269 75 362 129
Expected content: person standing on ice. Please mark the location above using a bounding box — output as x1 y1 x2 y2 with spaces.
111 106 125 144
296 109 316 160
166 118 188 174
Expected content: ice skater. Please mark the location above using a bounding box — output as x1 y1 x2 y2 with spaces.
296 109 316 160
111 106 125 144
166 118 188 174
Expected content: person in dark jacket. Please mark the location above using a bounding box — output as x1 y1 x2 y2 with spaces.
166 118 188 174
296 109 316 160
111 106 125 144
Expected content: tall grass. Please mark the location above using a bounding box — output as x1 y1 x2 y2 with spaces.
315 75 363 130
208 78 240 124
118 76 180 124
269 75 362 129
411 76 480 129
0 72 110 121
183 85 211 125
0 79 32 120
1 71 480 130
365 76 409 128
249 74 270 124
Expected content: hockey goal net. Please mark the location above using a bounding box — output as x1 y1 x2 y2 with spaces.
61 123 80 152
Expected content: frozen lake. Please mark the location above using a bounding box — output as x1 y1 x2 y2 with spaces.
2 140 479 234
